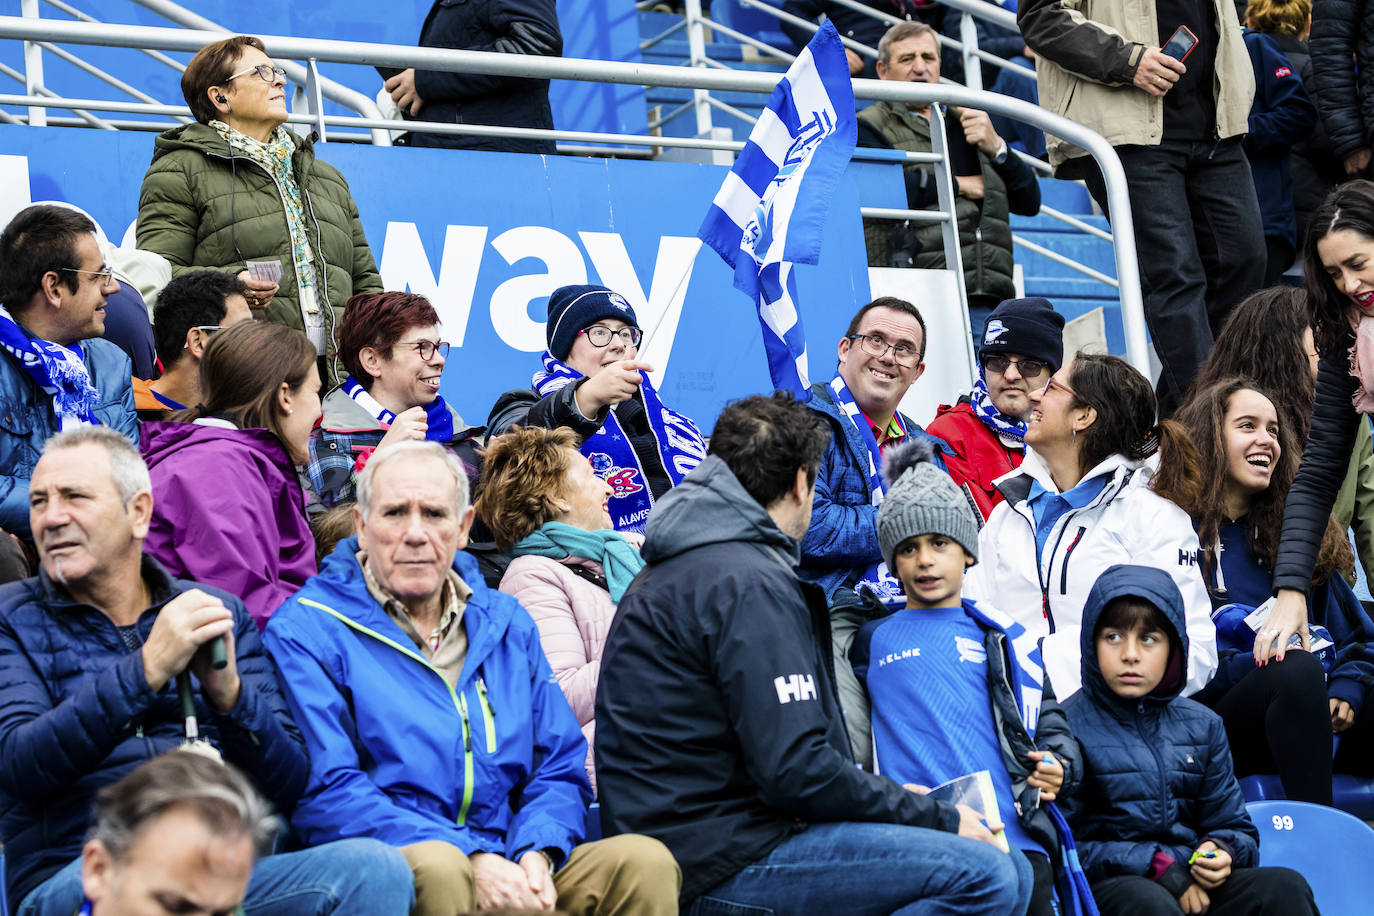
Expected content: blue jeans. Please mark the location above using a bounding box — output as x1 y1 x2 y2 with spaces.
685 821 1033 915
18 838 414 916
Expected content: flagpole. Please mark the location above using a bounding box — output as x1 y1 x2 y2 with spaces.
636 242 701 357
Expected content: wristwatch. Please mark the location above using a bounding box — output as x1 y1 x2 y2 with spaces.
992 140 1009 165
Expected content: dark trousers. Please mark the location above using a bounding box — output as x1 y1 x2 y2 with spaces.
1083 138 1265 414
1027 850 1055 916
1091 867 1316 915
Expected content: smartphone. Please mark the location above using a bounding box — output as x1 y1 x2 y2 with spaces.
1161 25 1198 63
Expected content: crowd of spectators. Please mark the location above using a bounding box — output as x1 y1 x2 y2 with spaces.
4 2 1374 913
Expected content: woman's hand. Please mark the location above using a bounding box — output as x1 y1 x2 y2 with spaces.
376 406 428 452
236 270 279 310
1331 697 1356 733
1253 589 1310 664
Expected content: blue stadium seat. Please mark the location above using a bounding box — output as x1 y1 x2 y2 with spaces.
1240 773 1374 820
1247 800 1374 914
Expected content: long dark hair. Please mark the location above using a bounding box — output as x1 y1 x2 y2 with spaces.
1304 180 1374 362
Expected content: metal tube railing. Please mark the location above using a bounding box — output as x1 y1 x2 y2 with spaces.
1012 234 1120 288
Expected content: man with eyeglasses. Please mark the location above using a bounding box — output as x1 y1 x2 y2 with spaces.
799 295 955 768
928 297 1065 520
0 205 138 557
133 269 254 419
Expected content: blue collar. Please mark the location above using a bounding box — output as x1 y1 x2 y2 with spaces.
1027 473 1109 511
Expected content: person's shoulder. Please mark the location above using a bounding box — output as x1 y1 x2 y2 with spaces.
0 576 51 631
1164 695 1222 727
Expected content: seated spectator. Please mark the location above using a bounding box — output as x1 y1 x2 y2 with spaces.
0 426 413 916
141 321 319 629
305 291 482 514
81 753 273 916
264 441 680 916
858 22 1041 342
852 438 1084 916
134 269 253 418
1161 379 1374 805
927 297 1065 519
0 205 138 540
1242 24 1318 284
596 392 1031 914
478 426 644 794
963 353 1217 699
800 296 952 767
1063 564 1318 915
486 285 706 535
310 501 356 566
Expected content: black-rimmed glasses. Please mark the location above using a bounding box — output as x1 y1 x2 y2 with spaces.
579 325 643 348
404 339 451 361
849 333 919 367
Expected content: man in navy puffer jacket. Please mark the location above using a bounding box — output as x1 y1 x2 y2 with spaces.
1063 564 1316 915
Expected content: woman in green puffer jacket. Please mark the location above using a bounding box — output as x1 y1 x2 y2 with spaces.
137 35 382 384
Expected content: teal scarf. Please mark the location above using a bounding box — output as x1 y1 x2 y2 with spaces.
510 521 645 603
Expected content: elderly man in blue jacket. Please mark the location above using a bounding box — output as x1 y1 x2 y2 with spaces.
265 440 679 916
0 426 414 916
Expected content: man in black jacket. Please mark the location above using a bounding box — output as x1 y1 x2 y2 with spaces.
594 391 1030 913
1309 0 1374 180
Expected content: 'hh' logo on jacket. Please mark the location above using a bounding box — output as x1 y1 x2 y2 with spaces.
774 674 817 704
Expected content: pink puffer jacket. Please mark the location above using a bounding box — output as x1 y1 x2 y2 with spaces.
498 533 643 796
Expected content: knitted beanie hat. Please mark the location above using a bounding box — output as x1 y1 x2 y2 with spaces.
876 438 980 571
545 285 640 361
979 297 1065 371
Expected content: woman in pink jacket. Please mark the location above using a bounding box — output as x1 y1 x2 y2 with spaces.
478 426 645 794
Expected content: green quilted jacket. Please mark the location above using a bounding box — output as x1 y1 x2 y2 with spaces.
136 123 382 378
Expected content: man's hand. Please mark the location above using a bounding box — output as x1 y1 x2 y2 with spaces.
1189 841 1232 890
955 174 986 200
573 359 654 416
1132 47 1186 97
471 852 548 910
959 108 1003 158
954 804 1004 848
189 626 241 712
385 69 424 117
518 851 558 910
846 48 864 75
377 406 429 452
1345 148 1372 177
235 270 278 311
1179 882 1211 915
1026 751 1064 801
141 589 235 694
1331 697 1356 733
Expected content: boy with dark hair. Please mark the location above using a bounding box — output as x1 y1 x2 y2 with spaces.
1064 564 1318 915
135 269 252 415
851 438 1083 916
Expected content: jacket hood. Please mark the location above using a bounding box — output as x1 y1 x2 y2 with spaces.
1079 563 1189 705
641 455 798 565
140 419 294 472
152 121 313 163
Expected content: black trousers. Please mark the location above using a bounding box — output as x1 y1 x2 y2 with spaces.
1091 867 1316 915
1082 138 1265 415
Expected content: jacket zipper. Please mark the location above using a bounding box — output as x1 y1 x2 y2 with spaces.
1138 701 1170 825
476 677 497 754
298 597 476 825
1059 526 1088 595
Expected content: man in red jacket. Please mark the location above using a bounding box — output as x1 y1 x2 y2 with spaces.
926 297 1064 519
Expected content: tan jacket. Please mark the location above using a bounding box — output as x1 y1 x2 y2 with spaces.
1018 0 1254 175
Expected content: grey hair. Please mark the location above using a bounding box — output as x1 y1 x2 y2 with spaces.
355 440 469 522
88 751 277 862
878 20 938 65
42 426 151 503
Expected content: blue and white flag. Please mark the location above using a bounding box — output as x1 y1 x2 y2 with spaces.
697 21 857 399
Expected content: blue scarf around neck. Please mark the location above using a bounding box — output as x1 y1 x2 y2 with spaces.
970 376 1026 444
342 375 456 443
828 373 903 600
0 304 99 429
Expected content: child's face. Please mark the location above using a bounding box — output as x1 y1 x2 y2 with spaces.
1095 621 1170 698
894 533 970 608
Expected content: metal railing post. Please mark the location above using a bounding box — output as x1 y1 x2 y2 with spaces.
958 12 981 91
20 0 45 127
304 57 327 140
928 103 975 372
683 0 714 138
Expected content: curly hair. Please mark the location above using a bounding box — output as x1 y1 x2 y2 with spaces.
476 426 579 552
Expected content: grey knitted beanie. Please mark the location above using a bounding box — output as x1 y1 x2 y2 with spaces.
876 438 980 571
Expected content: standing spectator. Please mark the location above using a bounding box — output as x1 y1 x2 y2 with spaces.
596 392 1032 914
1020 0 1264 413
0 205 137 543
478 426 642 796
384 0 562 154
858 21 1041 343
134 269 253 418
1242 26 1318 284
1308 0 1374 181
486 285 706 535
927 297 1065 519
141 322 320 629
138 35 382 381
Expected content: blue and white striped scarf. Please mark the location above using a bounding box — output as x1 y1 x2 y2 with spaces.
0 304 99 429
970 377 1026 444
828 373 903 599
341 375 455 443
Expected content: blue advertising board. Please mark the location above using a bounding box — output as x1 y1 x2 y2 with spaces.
0 124 873 432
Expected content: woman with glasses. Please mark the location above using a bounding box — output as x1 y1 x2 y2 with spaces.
963 352 1216 700
137 35 382 384
486 284 707 534
927 297 1065 520
304 291 483 513
141 322 322 630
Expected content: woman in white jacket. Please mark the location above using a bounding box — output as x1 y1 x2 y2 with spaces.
964 352 1217 699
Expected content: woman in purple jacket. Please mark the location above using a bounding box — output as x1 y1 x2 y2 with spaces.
141 321 322 629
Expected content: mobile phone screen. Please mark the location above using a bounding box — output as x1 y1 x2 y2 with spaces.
1162 25 1198 63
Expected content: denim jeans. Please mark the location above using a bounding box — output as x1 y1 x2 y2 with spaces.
18 838 415 916
685 821 1034 916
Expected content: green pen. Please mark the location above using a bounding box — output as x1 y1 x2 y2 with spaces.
1188 850 1218 865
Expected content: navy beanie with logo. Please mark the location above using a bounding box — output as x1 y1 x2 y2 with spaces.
979 297 1065 371
545 285 640 361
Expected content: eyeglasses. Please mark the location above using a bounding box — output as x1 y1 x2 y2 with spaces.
1039 377 1081 401
982 354 1050 379
227 63 287 84
183 325 225 349
60 266 115 285
849 333 920 367
579 325 643 348
403 339 451 361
